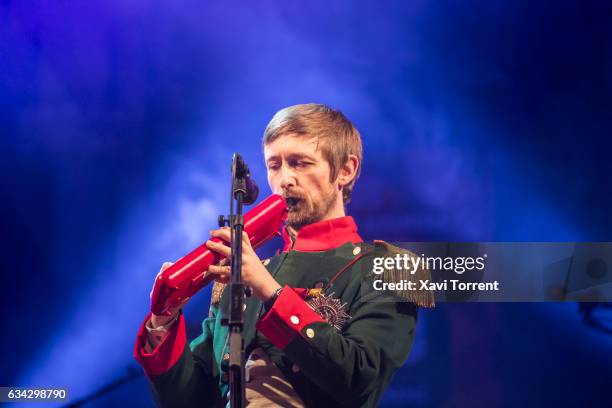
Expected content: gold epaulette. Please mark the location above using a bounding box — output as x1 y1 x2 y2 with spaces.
211 281 227 306
374 240 435 308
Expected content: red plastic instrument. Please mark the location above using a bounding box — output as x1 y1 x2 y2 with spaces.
150 194 288 315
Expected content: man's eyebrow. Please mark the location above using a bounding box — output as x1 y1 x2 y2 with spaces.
266 152 317 162
287 152 316 161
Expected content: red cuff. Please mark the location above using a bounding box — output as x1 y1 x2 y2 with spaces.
133 313 187 376
256 285 325 349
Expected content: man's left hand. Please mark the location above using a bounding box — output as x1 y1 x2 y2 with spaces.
206 227 281 302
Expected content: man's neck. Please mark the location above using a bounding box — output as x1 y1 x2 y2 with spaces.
287 209 345 235
282 214 362 252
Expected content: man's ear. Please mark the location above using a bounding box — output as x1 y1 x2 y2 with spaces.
336 154 360 189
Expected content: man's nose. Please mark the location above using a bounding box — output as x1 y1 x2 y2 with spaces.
279 164 296 190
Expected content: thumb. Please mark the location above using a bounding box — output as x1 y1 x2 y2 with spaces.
150 261 175 300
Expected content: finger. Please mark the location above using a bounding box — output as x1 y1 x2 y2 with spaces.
210 228 231 243
173 296 190 311
218 258 229 266
178 297 190 309
159 261 173 274
167 297 190 318
206 240 232 257
208 264 231 275
242 231 251 244
241 231 257 253
151 262 174 300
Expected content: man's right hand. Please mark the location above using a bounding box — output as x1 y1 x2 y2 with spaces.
149 262 187 329
147 256 228 330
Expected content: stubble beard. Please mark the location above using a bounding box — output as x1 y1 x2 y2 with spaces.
286 187 338 230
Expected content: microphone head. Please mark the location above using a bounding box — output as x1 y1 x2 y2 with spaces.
233 153 259 205
244 177 259 205
234 153 250 178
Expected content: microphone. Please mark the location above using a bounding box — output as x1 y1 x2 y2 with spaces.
233 154 259 205
150 194 288 316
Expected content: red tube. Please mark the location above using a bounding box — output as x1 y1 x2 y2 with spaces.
150 194 288 315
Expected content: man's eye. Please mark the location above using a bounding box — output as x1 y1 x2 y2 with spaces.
296 161 311 168
267 164 280 171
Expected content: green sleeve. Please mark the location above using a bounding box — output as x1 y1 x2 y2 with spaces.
283 290 417 404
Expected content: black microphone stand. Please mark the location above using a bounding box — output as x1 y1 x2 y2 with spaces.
224 153 253 407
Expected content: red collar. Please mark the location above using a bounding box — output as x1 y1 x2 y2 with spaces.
281 216 363 252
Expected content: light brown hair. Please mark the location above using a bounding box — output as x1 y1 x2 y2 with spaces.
262 104 362 204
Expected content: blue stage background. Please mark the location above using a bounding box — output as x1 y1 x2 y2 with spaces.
1 0 610 407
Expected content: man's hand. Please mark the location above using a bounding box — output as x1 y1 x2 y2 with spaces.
149 262 188 329
206 227 281 302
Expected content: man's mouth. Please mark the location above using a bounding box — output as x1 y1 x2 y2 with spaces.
285 196 301 210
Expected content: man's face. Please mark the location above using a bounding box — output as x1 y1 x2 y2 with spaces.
264 135 340 229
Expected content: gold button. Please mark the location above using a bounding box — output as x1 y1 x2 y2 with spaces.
352 246 361 256
306 328 315 338
290 315 300 325
262 258 270 266
292 364 300 373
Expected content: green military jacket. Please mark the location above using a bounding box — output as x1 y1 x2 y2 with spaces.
139 218 432 407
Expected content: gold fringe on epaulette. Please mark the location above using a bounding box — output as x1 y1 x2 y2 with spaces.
211 281 227 306
374 240 436 308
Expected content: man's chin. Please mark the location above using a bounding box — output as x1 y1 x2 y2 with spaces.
287 211 317 230
286 216 306 230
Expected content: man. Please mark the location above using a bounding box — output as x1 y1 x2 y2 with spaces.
134 103 433 407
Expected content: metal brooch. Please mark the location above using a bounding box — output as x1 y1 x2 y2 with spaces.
306 291 350 332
